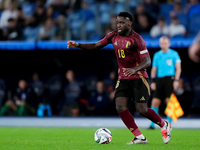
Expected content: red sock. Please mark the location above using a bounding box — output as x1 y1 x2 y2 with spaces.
145 108 165 128
119 109 142 136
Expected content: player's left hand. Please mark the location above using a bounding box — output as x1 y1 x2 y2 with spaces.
123 68 136 77
173 80 179 91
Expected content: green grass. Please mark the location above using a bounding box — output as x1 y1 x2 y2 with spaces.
0 127 199 150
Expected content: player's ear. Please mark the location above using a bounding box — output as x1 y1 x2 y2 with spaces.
129 21 132 27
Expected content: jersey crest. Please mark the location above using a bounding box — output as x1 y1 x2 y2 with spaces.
126 41 131 48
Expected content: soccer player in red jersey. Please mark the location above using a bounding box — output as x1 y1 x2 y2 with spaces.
67 12 171 144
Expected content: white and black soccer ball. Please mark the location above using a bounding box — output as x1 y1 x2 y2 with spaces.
94 128 112 144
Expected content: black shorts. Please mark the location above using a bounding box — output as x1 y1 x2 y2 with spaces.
153 76 174 100
114 78 150 103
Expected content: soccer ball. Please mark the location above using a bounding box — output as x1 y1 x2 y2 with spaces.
94 128 112 144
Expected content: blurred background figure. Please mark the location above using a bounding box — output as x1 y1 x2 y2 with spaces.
185 0 200 18
103 71 118 116
0 80 35 116
168 16 186 38
87 81 110 116
15 5 29 29
26 4 46 27
133 3 156 29
60 70 81 117
150 17 169 38
134 14 152 34
174 77 193 117
54 14 69 41
0 1 17 28
103 14 117 37
30 72 44 106
38 17 56 41
45 74 63 116
143 0 159 20
4 17 24 41
0 78 7 108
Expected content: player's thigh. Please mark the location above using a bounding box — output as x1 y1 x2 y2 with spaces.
132 78 150 103
164 77 174 98
115 97 129 107
151 97 162 107
114 79 131 100
153 78 165 100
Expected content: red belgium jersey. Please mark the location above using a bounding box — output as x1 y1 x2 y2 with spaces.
100 30 149 80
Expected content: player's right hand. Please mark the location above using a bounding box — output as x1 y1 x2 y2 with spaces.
67 40 79 49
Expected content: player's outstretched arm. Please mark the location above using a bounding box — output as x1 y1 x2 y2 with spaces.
67 40 104 50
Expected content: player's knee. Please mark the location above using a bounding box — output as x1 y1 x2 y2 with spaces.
136 107 147 116
116 104 127 113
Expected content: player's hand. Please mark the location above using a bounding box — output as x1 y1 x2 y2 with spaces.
67 40 79 49
123 68 136 77
173 80 179 91
151 82 156 91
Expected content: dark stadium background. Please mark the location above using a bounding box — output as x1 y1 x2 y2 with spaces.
0 47 196 97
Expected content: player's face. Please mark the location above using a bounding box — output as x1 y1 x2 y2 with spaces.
116 16 131 36
160 38 170 52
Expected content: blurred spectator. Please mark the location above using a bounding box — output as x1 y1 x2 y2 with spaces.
36 0 46 7
87 81 110 116
103 70 117 93
54 14 68 40
16 6 29 29
38 17 56 41
0 1 17 28
0 0 13 11
103 26 112 38
60 70 81 117
103 14 117 36
65 0 82 16
103 71 118 116
168 16 186 38
174 78 193 117
143 0 160 20
46 0 67 16
4 18 24 41
150 17 169 38
85 75 98 94
134 14 152 34
79 0 95 39
0 28 7 41
0 78 7 108
185 0 200 18
45 74 63 115
30 72 44 105
45 5 56 19
133 3 156 27
169 1 187 27
169 1 185 18
0 80 35 116
26 4 46 27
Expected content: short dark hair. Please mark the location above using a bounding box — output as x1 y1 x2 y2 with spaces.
117 12 133 22
158 17 165 21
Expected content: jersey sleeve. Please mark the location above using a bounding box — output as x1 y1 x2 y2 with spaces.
138 36 149 58
99 32 114 46
174 51 181 64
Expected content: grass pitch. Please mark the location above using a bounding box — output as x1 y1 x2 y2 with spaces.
0 127 199 150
